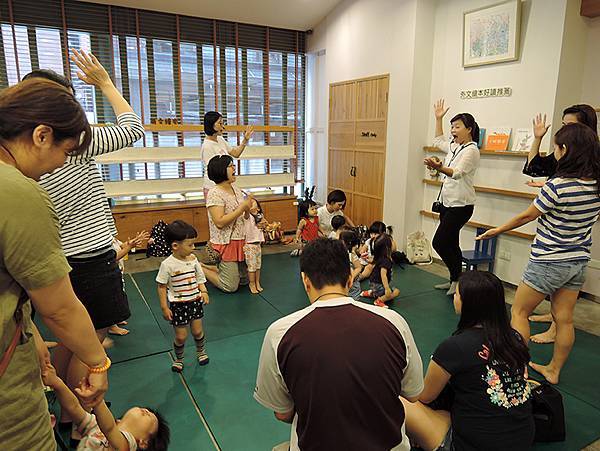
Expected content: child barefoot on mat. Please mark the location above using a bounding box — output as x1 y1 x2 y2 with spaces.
244 198 266 294
361 234 400 308
42 363 170 450
157 220 210 372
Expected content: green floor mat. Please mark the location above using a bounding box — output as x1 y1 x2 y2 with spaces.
131 270 283 344
258 252 310 315
108 352 217 450
528 321 600 407
34 278 171 364
181 330 290 451
391 264 448 299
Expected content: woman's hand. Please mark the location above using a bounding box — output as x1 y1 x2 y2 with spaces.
243 126 254 144
476 228 501 240
433 99 449 120
526 180 545 188
75 372 108 408
70 49 112 90
240 196 254 212
424 157 443 170
532 113 550 139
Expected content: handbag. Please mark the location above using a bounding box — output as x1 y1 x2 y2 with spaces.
529 380 566 442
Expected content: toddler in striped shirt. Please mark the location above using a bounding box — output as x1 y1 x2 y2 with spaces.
156 220 210 372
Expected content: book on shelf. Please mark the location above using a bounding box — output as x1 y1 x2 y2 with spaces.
512 128 535 152
484 127 511 151
478 128 486 149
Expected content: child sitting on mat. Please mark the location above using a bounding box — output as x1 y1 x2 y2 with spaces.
291 198 323 256
328 215 347 239
156 220 210 372
359 221 396 280
244 198 266 294
42 362 170 450
361 234 400 308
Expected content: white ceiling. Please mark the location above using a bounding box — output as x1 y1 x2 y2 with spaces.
78 0 342 30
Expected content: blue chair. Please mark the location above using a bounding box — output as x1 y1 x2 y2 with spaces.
462 227 497 272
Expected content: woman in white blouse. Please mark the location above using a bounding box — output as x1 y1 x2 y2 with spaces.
424 99 480 295
201 111 254 197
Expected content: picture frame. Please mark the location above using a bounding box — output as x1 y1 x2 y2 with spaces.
463 0 522 68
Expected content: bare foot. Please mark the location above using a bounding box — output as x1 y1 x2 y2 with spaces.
529 362 560 384
249 283 259 294
108 325 129 336
528 313 553 323
118 321 128 326
530 329 556 344
102 337 114 349
257 284 264 292
45 341 58 349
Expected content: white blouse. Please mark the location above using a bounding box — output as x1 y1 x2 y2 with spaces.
432 136 480 207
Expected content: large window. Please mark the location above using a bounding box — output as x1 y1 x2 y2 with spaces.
0 0 307 193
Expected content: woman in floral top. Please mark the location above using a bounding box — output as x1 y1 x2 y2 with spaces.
203 155 253 292
400 271 534 451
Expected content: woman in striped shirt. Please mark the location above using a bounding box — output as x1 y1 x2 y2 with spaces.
478 123 600 384
26 50 145 421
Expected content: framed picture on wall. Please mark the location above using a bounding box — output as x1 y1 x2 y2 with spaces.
463 0 522 68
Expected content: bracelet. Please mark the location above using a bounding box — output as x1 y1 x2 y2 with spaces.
88 356 111 374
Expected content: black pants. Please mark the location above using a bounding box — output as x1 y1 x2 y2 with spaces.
432 205 474 282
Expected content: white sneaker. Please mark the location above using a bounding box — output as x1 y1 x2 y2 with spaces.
446 281 458 296
434 281 451 290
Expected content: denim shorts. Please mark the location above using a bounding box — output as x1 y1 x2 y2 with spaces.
370 282 397 298
522 259 588 295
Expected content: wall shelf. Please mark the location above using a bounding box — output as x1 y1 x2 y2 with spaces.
420 210 535 240
423 146 532 158
423 179 536 200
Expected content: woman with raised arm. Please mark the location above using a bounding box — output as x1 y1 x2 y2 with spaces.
0 78 109 450
424 99 480 296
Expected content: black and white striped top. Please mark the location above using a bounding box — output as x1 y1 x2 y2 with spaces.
39 112 145 257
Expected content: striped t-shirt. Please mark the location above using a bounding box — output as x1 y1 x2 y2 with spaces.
532 177 600 262
39 112 145 257
156 255 207 303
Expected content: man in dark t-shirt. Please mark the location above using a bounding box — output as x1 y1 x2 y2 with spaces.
254 239 423 451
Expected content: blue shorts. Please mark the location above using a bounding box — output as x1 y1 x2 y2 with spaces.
522 259 587 295
369 282 397 298
349 279 362 300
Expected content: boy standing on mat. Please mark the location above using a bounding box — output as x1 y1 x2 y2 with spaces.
156 220 210 372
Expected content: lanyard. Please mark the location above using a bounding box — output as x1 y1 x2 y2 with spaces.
448 141 475 167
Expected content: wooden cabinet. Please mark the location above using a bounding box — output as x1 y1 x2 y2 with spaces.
328 74 389 226
112 194 297 248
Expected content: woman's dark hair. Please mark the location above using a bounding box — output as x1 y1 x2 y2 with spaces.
23 69 75 94
563 104 598 135
455 271 530 370
326 189 347 207
204 111 222 136
165 220 198 247
300 238 351 289
145 407 170 451
331 215 346 231
554 122 600 195
372 234 393 264
339 229 359 252
450 113 480 144
0 78 91 155
207 154 234 184
298 198 317 220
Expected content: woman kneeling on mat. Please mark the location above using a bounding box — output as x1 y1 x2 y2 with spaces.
401 271 534 451
202 155 253 293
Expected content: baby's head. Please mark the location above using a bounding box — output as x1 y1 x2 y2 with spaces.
119 406 170 450
331 215 346 232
